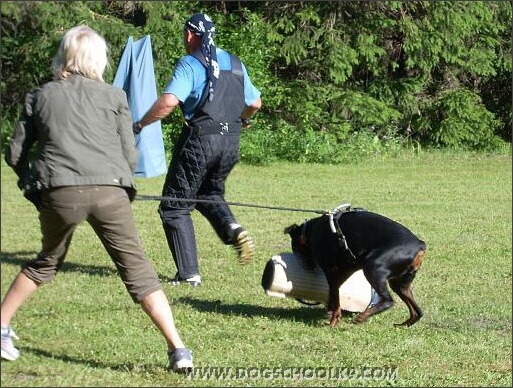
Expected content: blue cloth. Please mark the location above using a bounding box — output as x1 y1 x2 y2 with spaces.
113 36 167 178
163 48 261 120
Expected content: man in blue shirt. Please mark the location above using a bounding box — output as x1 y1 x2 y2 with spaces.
135 13 262 287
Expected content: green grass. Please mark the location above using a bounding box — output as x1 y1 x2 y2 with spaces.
1 151 511 387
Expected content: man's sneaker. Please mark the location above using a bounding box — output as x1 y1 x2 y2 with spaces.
1 327 20 361
170 273 201 287
233 227 255 265
168 348 193 373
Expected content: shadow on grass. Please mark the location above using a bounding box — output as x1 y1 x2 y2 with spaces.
176 296 344 326
2 251 174 284
1 251 117 277
19 345 165 373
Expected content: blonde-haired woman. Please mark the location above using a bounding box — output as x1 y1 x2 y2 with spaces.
1 25 193 373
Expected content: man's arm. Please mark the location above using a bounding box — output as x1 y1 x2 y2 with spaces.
240 97 262 128
134 93 180 133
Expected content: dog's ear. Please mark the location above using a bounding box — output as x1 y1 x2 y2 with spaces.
284 224 299 235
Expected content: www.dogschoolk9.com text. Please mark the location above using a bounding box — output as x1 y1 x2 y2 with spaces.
187 366 398 381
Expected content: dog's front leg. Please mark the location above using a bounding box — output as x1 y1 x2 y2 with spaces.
327 282 342 327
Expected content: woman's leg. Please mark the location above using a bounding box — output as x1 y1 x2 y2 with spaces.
139 289 185 351
1 272 39 328
87 187 192 363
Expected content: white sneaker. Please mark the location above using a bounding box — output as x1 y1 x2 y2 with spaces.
1 327 20 361
168 348 193 373
170 273 201 287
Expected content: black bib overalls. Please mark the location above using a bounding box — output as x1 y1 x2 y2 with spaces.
158 52 246 279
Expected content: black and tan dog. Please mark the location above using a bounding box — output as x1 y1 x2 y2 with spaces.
284 205 426 328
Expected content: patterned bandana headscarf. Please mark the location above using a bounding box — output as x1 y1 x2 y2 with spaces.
185 13 219 101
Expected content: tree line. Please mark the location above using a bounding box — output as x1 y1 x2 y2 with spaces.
1 1 511 164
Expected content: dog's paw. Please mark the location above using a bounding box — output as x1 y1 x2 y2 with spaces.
328 309 342 327
353 312 368 324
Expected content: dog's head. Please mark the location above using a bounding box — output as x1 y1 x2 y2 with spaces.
284 222 312 261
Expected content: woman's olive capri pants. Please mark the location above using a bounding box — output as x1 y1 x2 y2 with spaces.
21 185 161 303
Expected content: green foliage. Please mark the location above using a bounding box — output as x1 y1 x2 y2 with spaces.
0 1 140 142
1 1 511 159
417 89 503 150
160 118 184 161
215 10 281 109
270 125 337 164
136 2 195 89
239 122 279 166
331 89 403 132
239 118 411 166
400 1 501 77
259 0 510 154
478 1 513 140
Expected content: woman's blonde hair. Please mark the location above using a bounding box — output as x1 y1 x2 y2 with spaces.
52 25 109 82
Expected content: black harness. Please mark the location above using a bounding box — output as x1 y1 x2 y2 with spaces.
295 203 364 306
300 203 366 264
329 203 359 263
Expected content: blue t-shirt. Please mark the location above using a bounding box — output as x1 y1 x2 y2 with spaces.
163 48 261 120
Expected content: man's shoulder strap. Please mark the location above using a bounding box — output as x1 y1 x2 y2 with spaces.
229 54 243 77
189 50 243 77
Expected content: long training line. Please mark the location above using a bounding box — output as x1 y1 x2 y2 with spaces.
135 195 330 215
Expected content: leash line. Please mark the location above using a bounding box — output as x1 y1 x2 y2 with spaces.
135 194 329 215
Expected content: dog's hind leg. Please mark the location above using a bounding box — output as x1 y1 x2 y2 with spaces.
389 249 424 326
388 277 422 326
354 267 394 324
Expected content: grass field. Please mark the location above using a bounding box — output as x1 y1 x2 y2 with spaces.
1 152 511 387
